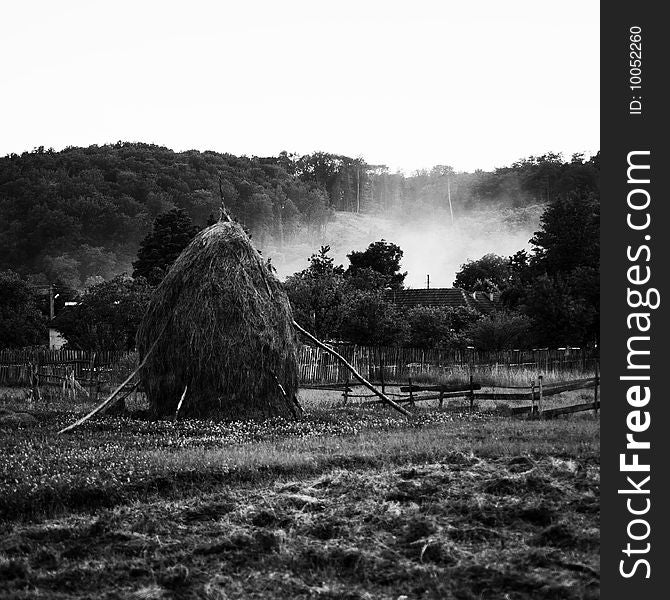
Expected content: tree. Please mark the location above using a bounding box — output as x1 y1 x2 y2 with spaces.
284 246 345 340
0 270 48 348
339 290 407 346
463 311 532 351
52 275 152 350
404 306 481 349
453 253 510 293
530 191 599 274
343 267 389 292
346 240 406 290
132 209 200 285
520 268 599 347
506 191 600 346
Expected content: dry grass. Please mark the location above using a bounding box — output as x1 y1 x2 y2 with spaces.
0 378 600 598
410 364 596 388
136 220 300 420
0 419 599 599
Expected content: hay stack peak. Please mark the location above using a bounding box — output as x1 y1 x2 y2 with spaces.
136 220 301 420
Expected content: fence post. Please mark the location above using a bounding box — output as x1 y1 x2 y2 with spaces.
439 389 444 408
408 376 415 406
342 375 349 405
368 346 375 381
538 374 544 417
530 380 536 418
35 355 42 402
88 352 97 397
594 362 599 416
469 375 474 414
380 358 385 396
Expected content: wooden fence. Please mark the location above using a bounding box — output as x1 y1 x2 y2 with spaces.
0 345 598 388
339 372 600 419
296 345 597 384
0 349 129 388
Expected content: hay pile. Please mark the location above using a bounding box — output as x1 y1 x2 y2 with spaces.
136 221 301 420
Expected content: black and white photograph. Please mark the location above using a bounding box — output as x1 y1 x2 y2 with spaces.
1 1 637 598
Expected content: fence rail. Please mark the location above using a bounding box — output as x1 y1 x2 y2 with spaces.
346 373 599 419
0 345 598 387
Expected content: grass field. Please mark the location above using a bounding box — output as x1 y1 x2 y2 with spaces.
0 386 599 599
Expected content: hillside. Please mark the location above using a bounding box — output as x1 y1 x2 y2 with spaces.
0 144 598 288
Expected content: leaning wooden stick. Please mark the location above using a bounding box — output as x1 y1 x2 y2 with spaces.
58 336 160 435
292 320 410 417
174 385 188 421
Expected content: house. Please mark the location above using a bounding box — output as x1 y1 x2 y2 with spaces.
386 288 502 314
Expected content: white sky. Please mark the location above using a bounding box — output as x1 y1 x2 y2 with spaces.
0 0 599 173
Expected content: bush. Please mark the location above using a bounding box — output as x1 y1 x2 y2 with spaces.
404 306 480 349
463 311 532 351
339 291 407 346
0 270 47 349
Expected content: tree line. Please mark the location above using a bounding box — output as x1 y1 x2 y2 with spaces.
0 143 599 290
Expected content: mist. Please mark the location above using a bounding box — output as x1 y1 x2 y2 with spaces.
263 204 544 288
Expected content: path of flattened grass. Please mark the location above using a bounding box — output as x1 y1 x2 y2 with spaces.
0 446 599 599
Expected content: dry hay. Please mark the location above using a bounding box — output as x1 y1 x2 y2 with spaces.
136 220 300 420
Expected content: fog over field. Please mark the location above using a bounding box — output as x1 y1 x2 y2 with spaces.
265 205 544 288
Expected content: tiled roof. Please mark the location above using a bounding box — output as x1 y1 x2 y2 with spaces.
386 288 501 314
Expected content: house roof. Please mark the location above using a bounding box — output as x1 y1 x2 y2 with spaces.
386 288 502 313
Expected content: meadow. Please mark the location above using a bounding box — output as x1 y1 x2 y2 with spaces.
0 385 599 599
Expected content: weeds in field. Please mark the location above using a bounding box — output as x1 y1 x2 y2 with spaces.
0 402 598 522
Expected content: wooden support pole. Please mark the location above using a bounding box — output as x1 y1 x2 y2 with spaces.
58 334 162 434
439 389 444 408
174 385 188 421
293 320 410 417
343 375 349 405
408 376 415 406
538 374 544 417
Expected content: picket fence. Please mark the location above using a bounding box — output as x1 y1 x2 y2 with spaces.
0 345 598 387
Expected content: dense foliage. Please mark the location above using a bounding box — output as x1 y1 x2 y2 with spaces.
285 243 410 344
0 270 48 348
51 275 153 351
346 240 406 290
453 254 511 293
0 144 331 288
452 191 600 348
132 208 201 285
0 144 598 288
285 244 478 348
508 192 599 347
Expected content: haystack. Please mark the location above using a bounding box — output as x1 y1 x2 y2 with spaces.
136 220 301 420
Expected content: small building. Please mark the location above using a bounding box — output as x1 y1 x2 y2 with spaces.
386 288 502 314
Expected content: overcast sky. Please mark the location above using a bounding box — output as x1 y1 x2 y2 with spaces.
0 0 599 173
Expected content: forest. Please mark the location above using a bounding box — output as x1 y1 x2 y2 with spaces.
0 143 598 289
